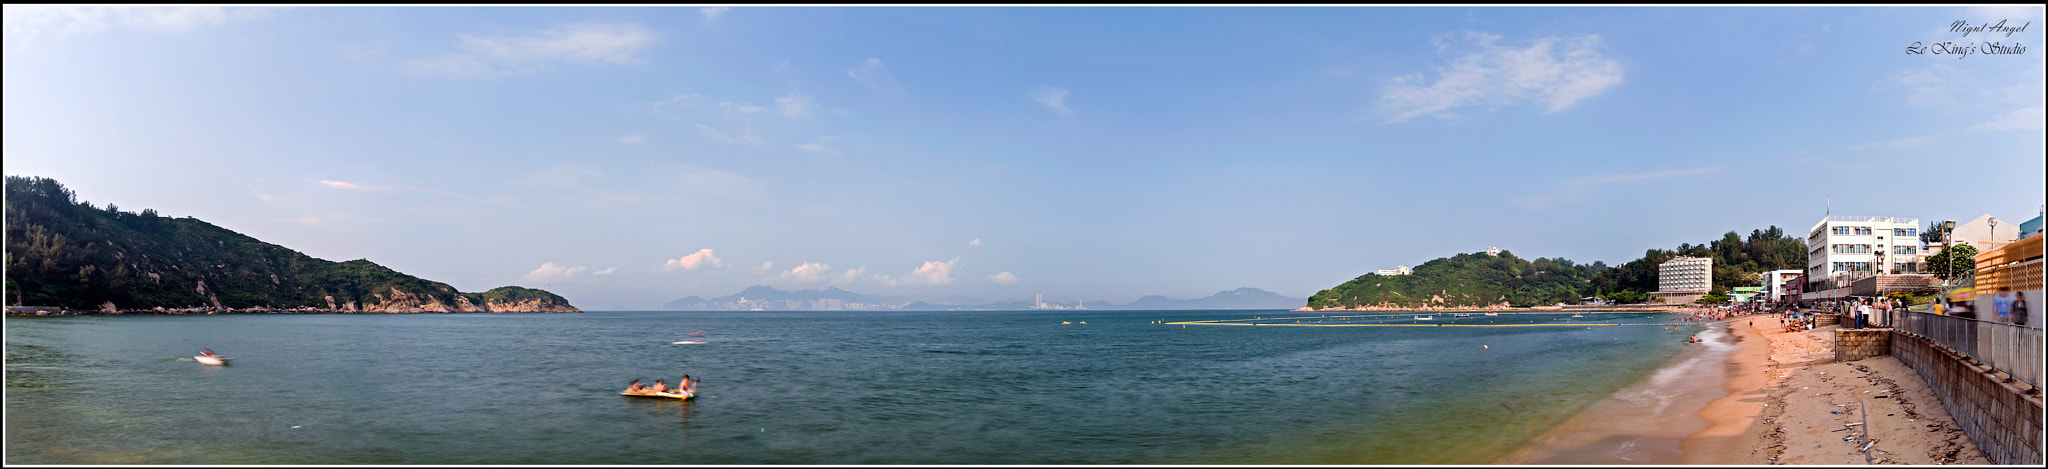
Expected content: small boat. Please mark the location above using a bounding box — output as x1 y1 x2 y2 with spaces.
194 355 230 366
1453 313 1472 318
1414 316 1434 320
1571 314 1584 318
672 340 707 345
620 389 694 400
1484 312 1499 316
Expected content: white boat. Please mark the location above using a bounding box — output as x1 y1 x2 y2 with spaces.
1484 312 1499 316
1570 314 1584 318
672 340 707 345
1414 316 1434 320
194 355 230 366
1453 313 1472 318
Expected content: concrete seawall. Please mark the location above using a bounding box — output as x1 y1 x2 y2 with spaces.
1888 329 2045 465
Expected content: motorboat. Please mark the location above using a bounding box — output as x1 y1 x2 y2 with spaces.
194 355 230 366
1414 316 1434 320
1484 312 1499 316
621 389 694 400
1453 313 1473 318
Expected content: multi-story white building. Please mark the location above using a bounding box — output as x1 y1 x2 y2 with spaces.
1805 215 1922 291
1761 269 1803 303
1486 246 1501 257
1374 265 1411 276
1657 256 1713 296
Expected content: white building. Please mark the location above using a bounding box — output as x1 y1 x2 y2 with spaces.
1943 214 2021 251
1805 215 1923 291
1657 256 1713 295
1374 265 1411 276
1761 269 1803 303
1486 246 1501 257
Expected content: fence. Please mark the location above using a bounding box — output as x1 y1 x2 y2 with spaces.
1891 309 2045 390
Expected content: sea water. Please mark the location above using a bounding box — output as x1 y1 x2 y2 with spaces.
4 310 1695 464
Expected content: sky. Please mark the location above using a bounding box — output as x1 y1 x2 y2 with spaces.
4 5 2044 309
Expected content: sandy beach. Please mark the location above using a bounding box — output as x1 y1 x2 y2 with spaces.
1499 312 1988 465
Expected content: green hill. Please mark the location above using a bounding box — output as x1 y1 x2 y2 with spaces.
4 176 578 313
1307 250 1603 309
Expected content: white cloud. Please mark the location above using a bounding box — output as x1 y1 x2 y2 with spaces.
593 267 617 275
410 23 658 79
296 216 319 224
781 262 835 283
720 100 767 115
1032 86 1073 116
675 165 767 201
319 180 359 189
777 92 818 119
3 6 269 37
835 267 866 285
774 59 790 74
755 261 775 274
645 92 707 116
616 133 646 144
700 7 730 23
878 258 960 287
665 249 725 271
968 238 982 247
847 57 903 95
1972 105 2046 132
989 272 1020 284
524 262 589 283
1381 32 1623 123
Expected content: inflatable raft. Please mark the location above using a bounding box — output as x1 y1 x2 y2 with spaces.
620 389 694 400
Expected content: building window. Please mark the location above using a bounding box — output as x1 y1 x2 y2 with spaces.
1855 227 1872 235
1892 246 1916 254
1833 226 1851 235
1893 228 1917 237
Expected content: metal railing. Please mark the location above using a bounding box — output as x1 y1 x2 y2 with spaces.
1891 310 2044 390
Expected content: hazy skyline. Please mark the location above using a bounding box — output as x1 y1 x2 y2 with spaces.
5 6 2043 309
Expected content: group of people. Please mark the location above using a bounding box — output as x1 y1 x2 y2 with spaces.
1936 286 2031 326
625 375 697 395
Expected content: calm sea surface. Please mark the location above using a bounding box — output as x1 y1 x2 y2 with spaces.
6 310 1696 464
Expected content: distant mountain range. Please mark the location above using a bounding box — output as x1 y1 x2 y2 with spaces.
660 286 1305 311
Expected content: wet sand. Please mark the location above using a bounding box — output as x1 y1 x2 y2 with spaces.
1495 320 1742 464
1499 313 1990 465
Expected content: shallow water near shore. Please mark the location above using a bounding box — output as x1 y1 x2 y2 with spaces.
6 310 1694 464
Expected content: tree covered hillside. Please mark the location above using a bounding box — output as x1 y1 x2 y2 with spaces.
4 176 576 312
1307 251 1605 309
1584 226 1808 302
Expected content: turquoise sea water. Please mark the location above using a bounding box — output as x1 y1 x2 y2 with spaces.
5 310 1696 464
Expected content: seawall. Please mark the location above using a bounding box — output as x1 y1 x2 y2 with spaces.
1889 328 2046 465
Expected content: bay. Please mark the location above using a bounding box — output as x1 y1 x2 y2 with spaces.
5 310 1694 464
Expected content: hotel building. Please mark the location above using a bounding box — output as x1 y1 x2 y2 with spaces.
1653 256 1712 303
1805 215 1922 292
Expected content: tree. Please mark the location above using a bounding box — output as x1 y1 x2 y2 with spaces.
1923 244 1978 282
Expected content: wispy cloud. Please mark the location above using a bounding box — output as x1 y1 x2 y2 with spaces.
1559 167 1720 187
674 165 767 201
665 249 724 271
1032 86 1073 116
700 7 730 24
513 165 601 188
410 23 658 79
847 57 903 95
593 267 616 275
1515 167 1720 209
1972 105 2045 132
776 92 818 119
877 258 959 287
795 136 842 156
694 124 736 143
1381 32 1623 123
968 238 982 247
318 180 359 189
523 262 589 283
1852 135 1931 151
989 272 1020 284
3 6 270 37
616 133 646 144
296 216 319 224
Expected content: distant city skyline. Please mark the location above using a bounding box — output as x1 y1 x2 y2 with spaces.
5 6 2043 309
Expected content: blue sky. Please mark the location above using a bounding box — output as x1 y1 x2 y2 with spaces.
5 6 2043 309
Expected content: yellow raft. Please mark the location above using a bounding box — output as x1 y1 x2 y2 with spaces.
620 389 694 400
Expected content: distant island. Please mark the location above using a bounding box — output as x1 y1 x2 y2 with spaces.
661 286 1306 311
4 176 579 314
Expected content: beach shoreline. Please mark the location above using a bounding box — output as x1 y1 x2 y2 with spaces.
1498 312 1990 465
